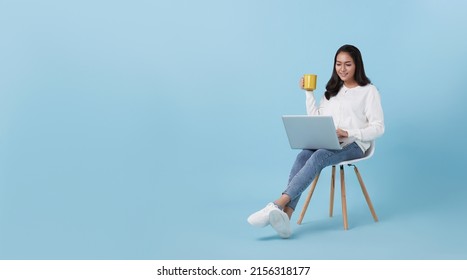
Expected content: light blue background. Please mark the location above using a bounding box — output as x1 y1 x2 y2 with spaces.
1 0 466 259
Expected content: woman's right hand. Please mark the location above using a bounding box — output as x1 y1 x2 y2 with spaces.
299 77 305 90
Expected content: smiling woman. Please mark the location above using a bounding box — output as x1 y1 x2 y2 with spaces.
325 45 371 100
335 53 356 87
247 44 385 238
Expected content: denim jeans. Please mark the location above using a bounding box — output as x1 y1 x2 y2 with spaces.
284 142 364 210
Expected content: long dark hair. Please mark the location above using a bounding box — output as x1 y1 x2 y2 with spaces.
324 44 371 100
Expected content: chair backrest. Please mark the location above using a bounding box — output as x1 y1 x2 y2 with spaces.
364 140 375 159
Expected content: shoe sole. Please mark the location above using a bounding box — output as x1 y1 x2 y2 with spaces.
269 209 292 238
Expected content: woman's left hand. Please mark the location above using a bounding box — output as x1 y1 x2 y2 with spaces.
336 128 349 138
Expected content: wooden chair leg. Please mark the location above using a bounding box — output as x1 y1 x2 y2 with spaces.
353 166 378 222
329 166 336 217
297 172 321 225
340 165 349 230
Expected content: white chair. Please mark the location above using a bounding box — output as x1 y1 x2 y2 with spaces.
296 141 378 230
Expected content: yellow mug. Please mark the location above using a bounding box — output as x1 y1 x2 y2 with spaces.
303 74 317 91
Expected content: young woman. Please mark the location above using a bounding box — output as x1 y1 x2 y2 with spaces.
247 44 385 238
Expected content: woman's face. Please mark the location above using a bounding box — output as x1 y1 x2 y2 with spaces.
335 52 356 85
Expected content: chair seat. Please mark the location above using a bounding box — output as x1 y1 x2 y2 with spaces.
338 141 375 166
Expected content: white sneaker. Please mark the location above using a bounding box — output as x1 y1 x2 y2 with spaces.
247 203 278 227
269 209 292 238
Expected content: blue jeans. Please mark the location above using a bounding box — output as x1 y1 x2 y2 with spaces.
284 142 364 210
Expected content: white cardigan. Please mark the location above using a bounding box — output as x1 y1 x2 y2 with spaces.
306 84 385 152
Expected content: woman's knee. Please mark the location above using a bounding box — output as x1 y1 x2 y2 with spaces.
309 149 334 167
296 149 313 162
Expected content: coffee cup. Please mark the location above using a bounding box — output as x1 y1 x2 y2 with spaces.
303 74 317 91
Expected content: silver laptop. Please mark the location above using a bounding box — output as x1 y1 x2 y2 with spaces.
282 115 344 150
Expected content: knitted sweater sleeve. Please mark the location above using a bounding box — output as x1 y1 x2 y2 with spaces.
305 90 321 115
346 87 385 141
